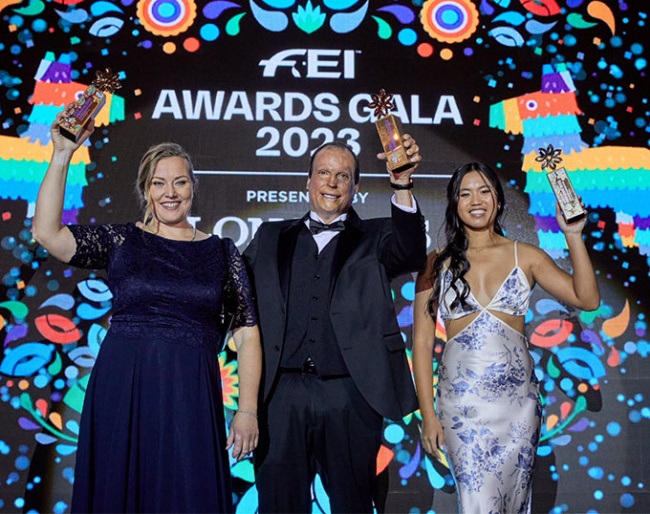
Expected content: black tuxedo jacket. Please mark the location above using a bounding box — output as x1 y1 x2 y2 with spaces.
243 205 426 420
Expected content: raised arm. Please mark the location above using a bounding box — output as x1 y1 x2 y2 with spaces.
31 106 95 263
412 252 445 456
528 202 600 311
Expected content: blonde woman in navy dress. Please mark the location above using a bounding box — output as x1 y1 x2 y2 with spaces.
32 106 262 512
412 162 599 513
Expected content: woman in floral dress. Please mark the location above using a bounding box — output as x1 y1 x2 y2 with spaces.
412 162 599 513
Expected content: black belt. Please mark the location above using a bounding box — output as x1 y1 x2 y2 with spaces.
280 359 350 379
280 358 318 375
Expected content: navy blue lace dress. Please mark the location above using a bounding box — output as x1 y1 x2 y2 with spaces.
68 223 257 513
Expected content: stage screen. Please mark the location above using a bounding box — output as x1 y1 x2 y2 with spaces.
0 0 648 512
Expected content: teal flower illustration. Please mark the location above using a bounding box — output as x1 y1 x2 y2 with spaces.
292 1 326 33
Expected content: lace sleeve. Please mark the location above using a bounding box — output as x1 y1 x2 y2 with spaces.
223 238 259 329
67 224 130 269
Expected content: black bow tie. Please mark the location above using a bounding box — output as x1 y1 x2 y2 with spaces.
309 219 345 234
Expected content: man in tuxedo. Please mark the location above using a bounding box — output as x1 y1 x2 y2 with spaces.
243 136 426 513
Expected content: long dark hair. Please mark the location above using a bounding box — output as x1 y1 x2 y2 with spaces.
428 162 506 317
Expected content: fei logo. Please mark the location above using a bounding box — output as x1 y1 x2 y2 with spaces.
259 49 357 79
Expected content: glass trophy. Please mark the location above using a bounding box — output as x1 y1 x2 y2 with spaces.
536 144 588 224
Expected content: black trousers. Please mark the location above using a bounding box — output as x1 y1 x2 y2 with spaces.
255 372 383 513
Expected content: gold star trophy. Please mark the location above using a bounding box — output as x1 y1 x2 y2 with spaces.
536 145 587 224
369 89 411 175
60 68 122 142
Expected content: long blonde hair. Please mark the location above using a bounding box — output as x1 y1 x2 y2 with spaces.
135 142 197 227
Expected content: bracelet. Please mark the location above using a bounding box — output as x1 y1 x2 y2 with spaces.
236 409 258 418
390 180 414 190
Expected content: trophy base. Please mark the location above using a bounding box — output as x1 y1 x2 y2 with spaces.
384 154 413 175
564 211 587 225
59 124 87 143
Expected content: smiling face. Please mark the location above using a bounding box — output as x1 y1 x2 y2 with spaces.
456 170 500 232
148 156 193 228
307 146 359 224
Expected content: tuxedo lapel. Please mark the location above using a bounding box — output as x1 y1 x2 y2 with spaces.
331 208 364 288
277 217 307 302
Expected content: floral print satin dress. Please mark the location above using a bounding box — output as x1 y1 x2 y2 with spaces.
437 242 542 514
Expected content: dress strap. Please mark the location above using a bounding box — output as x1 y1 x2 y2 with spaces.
514 240 519 267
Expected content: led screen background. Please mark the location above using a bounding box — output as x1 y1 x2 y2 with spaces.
0 0 648 512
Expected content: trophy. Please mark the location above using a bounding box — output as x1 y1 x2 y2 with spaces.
59 68 122 142
536 144 587 224
369 89 411 175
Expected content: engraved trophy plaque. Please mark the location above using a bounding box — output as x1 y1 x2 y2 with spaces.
60 68 122 143
369 89 411 175
536 144 587 224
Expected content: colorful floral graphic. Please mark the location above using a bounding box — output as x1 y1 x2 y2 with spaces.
137 0 198 37
420 0 480 44
1 1 648 513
